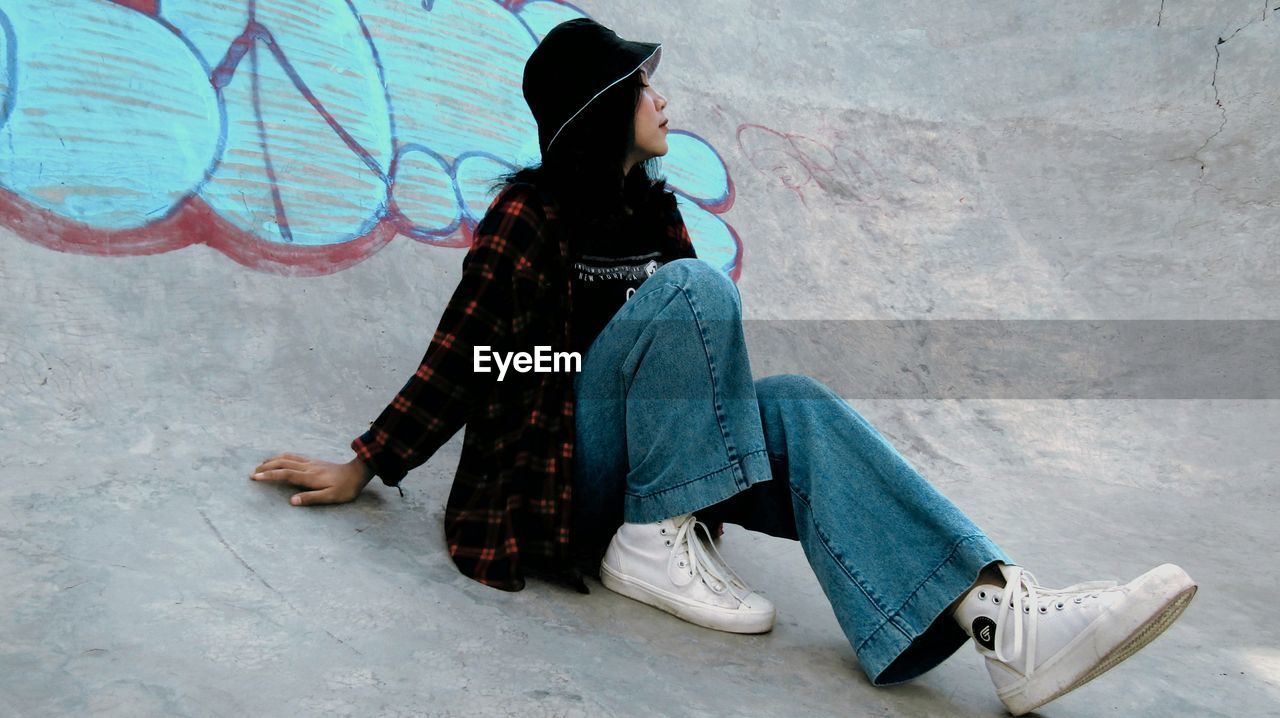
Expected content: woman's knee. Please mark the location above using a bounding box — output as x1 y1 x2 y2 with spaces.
651 258 739 306
756 373 833 403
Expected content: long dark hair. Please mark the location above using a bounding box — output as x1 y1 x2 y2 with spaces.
488 68 675 242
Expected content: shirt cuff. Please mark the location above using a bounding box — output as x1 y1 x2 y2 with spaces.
351 433 408 487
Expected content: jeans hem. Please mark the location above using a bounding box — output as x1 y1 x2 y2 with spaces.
624 448 773 523
856 534 1011 685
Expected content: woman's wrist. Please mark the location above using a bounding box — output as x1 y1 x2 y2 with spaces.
348 456 376 486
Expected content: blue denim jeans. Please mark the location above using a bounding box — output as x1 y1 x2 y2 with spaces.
571 258 1013 685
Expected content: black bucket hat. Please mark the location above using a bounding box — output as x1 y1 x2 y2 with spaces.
522 18 662 156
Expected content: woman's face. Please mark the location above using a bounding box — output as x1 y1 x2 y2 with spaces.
626 69 669 171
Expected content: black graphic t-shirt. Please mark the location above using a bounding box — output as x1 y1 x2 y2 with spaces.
569 209 685 358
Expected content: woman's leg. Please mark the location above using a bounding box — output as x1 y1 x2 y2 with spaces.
699 376 1197 715
571 257 1006 674
697 373 1012 686
571 258 773 566
572 262 1197 711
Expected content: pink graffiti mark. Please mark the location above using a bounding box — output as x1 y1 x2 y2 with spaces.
735 122 888 210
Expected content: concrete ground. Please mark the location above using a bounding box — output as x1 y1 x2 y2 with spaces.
2 1 1278 716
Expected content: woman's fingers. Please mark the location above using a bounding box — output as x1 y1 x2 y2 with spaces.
251 467 329 490
251 454 313 480
253 453 311 469
252 458 308 475
252 467 302 485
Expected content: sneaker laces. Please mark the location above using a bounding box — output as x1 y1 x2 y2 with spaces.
668 515 751 604
993 566 1120 677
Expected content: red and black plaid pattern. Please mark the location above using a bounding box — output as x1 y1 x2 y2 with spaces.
353 183 698 591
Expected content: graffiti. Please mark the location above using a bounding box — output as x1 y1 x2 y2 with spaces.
0 0 742 278
736 122 890 211
735 120 962 222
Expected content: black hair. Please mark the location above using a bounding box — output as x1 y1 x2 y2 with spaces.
488 69 675 241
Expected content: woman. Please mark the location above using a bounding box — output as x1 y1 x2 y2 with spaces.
250 18 1196 716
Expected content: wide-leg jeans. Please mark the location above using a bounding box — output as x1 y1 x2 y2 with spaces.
570 258 1013 685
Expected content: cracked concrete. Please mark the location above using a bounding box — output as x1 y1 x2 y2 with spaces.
2 1 1278 717
1193 10 1269 179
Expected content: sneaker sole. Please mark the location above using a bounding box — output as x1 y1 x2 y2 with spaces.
599 561 775 634
999 563 1198 716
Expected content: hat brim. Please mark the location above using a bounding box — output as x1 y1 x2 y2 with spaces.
636 42 662 80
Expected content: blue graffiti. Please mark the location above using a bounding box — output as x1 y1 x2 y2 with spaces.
0 0 738 271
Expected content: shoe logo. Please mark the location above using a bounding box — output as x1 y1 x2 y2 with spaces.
973 616 997 651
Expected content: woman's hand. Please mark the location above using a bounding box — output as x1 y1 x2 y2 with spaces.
250 453 375 506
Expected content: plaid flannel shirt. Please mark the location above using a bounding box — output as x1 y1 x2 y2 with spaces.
352 182 698 591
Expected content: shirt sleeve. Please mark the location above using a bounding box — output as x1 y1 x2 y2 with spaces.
351 186 539 486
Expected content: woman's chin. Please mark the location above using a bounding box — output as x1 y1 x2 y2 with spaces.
637 144 667 164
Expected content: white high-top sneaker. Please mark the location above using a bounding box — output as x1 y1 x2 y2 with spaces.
599 513 775 634
954 563 1197 716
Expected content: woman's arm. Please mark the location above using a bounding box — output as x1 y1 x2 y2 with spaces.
354 186 543 486
251 185 542 506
